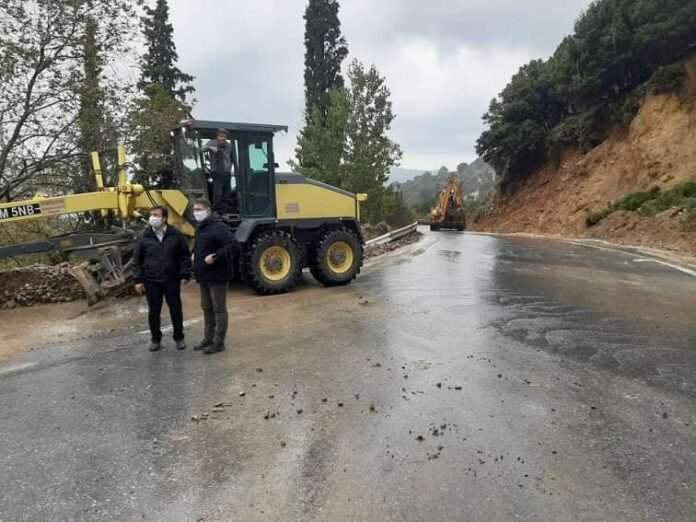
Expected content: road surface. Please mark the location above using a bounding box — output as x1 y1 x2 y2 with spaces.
1 230 695 521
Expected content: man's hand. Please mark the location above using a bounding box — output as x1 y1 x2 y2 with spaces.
181 279 190 286
204 254 216 265
208 146 218 154
134 283 145 295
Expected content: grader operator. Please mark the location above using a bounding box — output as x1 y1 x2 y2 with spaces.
0 120 367 303
429 172 466 232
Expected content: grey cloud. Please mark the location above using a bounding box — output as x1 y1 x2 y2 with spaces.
171 0 593 170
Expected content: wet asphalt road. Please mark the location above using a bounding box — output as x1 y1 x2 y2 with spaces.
1 230 696 521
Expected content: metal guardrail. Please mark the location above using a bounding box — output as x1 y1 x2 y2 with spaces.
365 221 419 247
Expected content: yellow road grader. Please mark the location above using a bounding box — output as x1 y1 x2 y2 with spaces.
0 120 367 303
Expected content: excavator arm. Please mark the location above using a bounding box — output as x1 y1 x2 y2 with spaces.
429 173 466 232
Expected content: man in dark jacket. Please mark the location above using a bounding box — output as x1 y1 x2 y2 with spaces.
133 206 192 352
191 198 239 354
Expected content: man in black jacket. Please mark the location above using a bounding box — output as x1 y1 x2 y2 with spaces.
133 206 192 352
191 198 239 354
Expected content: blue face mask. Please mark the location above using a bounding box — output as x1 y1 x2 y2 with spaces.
194 210 209 223
149 216 164 229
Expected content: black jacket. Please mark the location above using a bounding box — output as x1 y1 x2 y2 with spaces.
194 217 239 285
133 226 192 284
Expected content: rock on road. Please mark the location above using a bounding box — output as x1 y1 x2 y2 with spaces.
1 229 695 521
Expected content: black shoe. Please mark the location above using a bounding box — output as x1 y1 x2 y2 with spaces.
149 341 161 352
204 343 225 355
193 339 212 351
175 340 186 350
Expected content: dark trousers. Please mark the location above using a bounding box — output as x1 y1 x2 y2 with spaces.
211 173 231 214
145 281 184 342
199 283 228 344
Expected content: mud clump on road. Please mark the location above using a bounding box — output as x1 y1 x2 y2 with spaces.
0 263 85 309
364 231 423 259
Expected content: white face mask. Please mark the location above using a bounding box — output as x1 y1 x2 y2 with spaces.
193 210 209 223
149 216 164 229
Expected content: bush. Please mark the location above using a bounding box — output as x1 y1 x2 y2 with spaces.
611 187 661 212
586 209 611 227
587 181 696 226
644 64 686 95
609 93 641 125
640 181 696 215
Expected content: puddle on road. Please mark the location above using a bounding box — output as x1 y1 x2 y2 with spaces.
436 250 462 262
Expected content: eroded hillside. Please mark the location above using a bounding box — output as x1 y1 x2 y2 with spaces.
474 60 696 255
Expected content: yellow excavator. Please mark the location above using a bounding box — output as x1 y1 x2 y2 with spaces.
0 120 367 303
429 172 466 232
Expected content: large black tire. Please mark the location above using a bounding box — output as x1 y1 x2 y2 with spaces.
242 230 301 295
309 228 363 287
430 224 439 231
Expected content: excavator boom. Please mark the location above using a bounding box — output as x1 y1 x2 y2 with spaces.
429 173 466 232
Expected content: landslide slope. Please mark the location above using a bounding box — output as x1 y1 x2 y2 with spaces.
474 60 696 255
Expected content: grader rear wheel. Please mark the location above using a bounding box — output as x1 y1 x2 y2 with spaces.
309 228 362 287
242 230 301 295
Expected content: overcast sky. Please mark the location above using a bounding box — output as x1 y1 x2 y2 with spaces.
169 0 593 171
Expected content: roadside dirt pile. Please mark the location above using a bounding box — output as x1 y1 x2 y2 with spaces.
474 59 696 255
0 264 85 309
365 231 422 259
362 222 390 241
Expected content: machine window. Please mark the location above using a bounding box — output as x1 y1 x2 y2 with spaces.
248 141 269 173
244 139 272 216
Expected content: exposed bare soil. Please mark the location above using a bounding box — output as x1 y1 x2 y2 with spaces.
474 59 696 256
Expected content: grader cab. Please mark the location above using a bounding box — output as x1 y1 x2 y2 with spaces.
0 120 368 302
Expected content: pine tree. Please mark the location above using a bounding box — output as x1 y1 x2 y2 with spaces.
139 0 194 102
132 0 195 187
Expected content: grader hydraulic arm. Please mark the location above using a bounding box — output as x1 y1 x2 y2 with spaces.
0 146 194 303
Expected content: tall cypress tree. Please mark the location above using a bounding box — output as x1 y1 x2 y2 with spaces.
77 15 105 193
303 0 348 122
132 0 195 187
293 0 348 175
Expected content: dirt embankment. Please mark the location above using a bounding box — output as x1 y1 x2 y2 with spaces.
474 59 696 255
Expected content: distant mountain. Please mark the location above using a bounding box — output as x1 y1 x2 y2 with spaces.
389 167 429 185
399 158 496 207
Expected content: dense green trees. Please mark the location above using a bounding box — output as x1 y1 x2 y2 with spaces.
131 0 195 187
294 1 402 222
342 61 403 222
0 0 137 201
476 0 696 190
